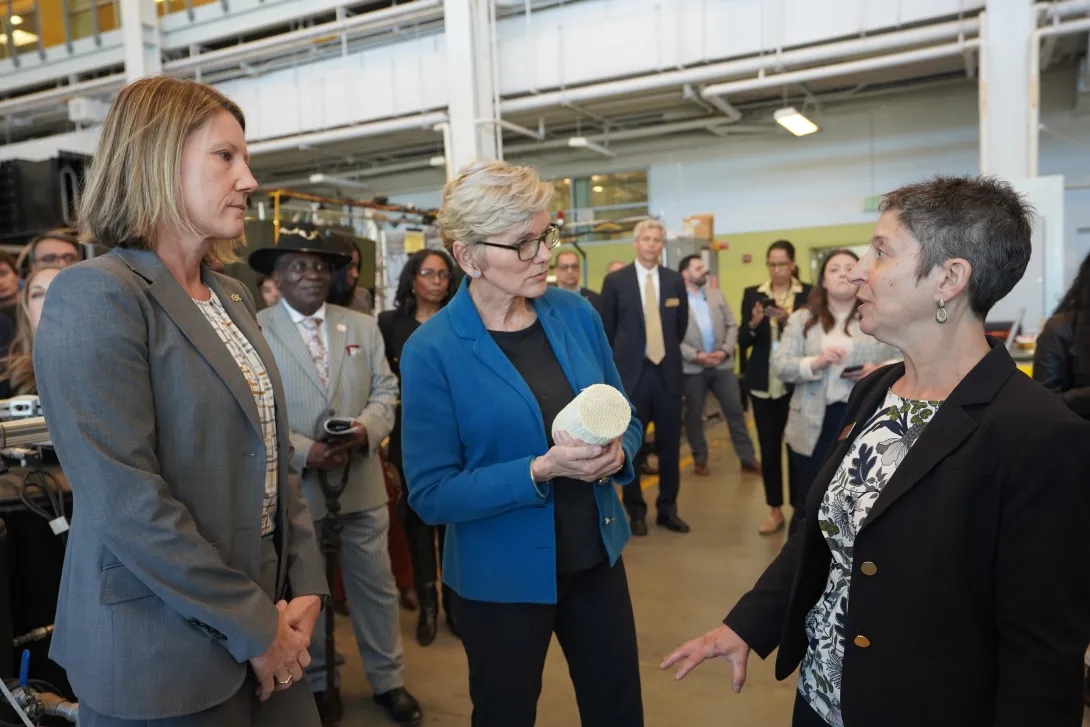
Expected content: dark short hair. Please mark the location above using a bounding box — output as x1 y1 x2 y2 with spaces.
767 239 796 261
677 254 702 274
880 175 1034 318
0 250 17 276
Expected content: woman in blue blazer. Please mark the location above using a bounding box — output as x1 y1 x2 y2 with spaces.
400 161 644 727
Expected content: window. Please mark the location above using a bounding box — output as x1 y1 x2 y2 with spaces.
548 170 649 242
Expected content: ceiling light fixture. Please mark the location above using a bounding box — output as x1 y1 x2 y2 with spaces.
429 155 446 168
774 107 819 137
567 136 616 158
592 185 604 193
9 15 22 25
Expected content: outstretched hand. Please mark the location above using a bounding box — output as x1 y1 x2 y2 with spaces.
661 624 751 692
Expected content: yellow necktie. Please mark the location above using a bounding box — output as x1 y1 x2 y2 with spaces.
644 275 666 365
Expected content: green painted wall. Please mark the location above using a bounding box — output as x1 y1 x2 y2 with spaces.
576 221 878 312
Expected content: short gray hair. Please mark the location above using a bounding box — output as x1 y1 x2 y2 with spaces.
437 160 553 268
633 218 666 240
880 175 1034 318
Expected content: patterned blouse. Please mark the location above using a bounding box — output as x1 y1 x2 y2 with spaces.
193 290 279 536
799 389 943 726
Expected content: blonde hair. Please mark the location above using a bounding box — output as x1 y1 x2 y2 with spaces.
633 218 666 240
437 160 553 267
79 76 247 265
3 265 65 395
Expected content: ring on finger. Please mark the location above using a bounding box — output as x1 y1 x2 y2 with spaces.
276 675 293 685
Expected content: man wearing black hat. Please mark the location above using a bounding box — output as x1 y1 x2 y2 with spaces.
250 224 422 726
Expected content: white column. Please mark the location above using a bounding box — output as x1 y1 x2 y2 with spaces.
443 0 500 176
120 0 163 83
979 0 1035 179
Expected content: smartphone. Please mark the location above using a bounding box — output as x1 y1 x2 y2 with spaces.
840 365 863 378
323 417 361 435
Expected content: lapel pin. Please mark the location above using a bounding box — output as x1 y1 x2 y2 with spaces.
336 323 347 332
229 294 242 302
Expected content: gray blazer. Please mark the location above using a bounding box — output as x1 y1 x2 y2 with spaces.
257 301 398 520
33 249 328 720
680 287 739 375
772 307 901 457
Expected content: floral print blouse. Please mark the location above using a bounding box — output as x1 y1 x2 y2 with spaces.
798 389 943 726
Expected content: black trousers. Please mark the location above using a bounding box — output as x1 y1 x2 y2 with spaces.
624 361 682 521
793 691 832 726
788 402 847 536
451 558 643 727
750 394 796 508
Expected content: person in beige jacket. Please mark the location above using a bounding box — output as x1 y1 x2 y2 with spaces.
678 254 759 477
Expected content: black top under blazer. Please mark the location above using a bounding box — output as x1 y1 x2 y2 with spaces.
725 338 1090 727
599 263 689 396
1033 310 1090 420
738 282 812 393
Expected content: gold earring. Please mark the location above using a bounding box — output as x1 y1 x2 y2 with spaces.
936 298 947 324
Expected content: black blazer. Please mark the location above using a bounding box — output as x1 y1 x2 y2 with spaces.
738 282 812 392
1033 311 1090 420
725 339 1090 727
548 284 603 315
599 263 688 396
377 310 420 470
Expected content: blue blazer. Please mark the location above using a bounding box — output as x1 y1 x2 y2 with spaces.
400 279 642 604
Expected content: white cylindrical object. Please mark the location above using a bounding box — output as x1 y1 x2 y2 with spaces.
551 384 631 446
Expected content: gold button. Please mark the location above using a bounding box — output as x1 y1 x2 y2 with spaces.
854 635 871 648
860 561 877 576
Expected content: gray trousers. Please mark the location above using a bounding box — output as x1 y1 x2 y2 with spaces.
78 538 321 727
684 367 758 467
305 504 404 695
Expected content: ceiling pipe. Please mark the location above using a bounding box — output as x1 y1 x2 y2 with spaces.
702 39 980 99
1043 0 1090 19
499 17 981 115
163 0 443 75
247 111 448 156
503 117 772 155
1029 14 1090 177
258 158 440 190
0 73 125 116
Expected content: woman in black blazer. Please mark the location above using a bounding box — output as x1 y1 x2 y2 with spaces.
665 176 1090 727
377 248 456 646
1034 251 1090 419
739 241 812 535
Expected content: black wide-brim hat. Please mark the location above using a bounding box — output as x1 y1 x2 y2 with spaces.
248 222 352 276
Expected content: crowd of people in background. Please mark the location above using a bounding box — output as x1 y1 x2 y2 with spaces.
14 74 1090 727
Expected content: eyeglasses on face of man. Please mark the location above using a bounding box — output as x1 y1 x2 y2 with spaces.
478 224 561 262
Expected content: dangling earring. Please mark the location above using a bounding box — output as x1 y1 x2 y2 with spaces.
936 297 948 324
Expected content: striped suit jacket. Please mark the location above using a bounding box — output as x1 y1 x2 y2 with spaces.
258 301 399 519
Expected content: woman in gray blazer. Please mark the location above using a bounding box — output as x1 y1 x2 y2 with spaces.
771 250 899 535
32 78 327 726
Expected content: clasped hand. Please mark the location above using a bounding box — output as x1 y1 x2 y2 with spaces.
534 431 625 483
249 595 322 701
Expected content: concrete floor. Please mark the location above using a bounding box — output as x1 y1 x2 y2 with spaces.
329 420 1090 726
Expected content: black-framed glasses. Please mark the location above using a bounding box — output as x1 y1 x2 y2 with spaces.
478 224 561 261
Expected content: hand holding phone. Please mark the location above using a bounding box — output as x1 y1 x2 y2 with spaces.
840 364 863 378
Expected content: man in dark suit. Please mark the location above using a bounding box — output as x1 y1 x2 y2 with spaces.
552 248 602 312
600 219 690 535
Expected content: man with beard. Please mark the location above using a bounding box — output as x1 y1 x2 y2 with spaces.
678 254 760 478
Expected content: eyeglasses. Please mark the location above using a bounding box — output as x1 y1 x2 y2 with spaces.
35 253 79 266
478 224 561 261
418 269 451 281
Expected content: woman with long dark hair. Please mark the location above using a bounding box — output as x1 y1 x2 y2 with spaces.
771 250 899 534
377 248 457 645
739 241 812 535
328 236 374 314
1034 252 1090 419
